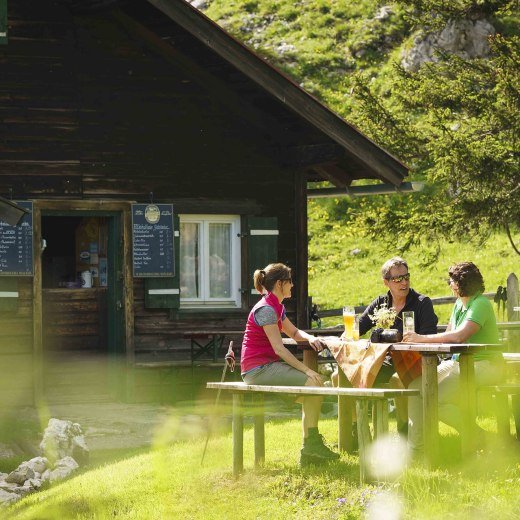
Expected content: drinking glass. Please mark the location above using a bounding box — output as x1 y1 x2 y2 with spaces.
342 306 355 339
352 314 360 341
402 311 415 334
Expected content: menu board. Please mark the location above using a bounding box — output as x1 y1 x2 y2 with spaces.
132 204 174 277
0 201 33 276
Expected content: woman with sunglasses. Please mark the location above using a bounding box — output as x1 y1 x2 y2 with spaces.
403 261 504 456
240 262 339 466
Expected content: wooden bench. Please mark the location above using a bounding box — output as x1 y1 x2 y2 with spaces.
206 382 419 482
478 353 520 441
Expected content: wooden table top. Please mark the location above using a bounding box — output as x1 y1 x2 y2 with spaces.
282 337 503 354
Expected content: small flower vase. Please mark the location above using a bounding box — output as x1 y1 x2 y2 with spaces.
370 328 402 343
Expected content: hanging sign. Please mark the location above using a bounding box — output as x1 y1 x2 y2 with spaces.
0 201 33 276
131 203 174 277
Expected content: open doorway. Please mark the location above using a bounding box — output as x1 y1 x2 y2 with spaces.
41 214 123 403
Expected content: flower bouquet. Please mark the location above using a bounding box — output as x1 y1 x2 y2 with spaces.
369 303 402 343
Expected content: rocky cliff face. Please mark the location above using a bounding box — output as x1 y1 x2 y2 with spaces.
401 19 495 71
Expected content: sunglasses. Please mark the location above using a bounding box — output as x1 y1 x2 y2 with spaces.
387 273 410 283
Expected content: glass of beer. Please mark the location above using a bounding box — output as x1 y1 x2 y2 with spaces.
403 311 415 334
342 306 355 339
352 314 360 341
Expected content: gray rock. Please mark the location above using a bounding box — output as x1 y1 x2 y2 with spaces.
0 481 18 492
40 469 50 483
72 436 90 466
0 488 20 506
275 42 296 55
374 6 393 21
0 472 7 480
40 419 89 465
49 456 79 483
6 464 35 485
189 0 208 9
25 456 49 474
402 18 495 71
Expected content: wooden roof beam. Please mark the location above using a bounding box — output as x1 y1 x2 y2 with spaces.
312 164 351 189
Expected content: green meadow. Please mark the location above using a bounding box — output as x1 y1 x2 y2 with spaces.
5 407 520 519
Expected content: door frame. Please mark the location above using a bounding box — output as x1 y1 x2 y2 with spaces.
32 200 134 404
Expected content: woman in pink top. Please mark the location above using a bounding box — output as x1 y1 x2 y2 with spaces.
241 263 339 466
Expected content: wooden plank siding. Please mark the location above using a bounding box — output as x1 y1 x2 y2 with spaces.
0 0 407 404
0 277 33 406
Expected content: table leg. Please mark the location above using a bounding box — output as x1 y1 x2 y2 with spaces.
253 392 265 467
303 348 318 371
232 393 244 478
459 353 477 457
338 368 354 452
422 354 439 467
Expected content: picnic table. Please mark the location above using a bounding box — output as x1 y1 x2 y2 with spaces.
283 336 503 466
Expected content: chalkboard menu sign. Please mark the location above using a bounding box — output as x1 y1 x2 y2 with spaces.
132 204 175 277
0 201 33 276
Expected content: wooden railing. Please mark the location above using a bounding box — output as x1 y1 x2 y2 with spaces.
313 272 519 324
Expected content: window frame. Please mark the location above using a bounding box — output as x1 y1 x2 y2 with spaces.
179 214 241 308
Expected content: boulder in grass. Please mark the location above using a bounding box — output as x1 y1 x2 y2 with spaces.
25 456 48 474
48 456 79 483
5 464 34 485
40 419 89 465
0 488 20 506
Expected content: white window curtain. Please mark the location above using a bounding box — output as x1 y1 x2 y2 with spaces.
179 215 240 307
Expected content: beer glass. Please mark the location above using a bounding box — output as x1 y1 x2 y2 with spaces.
402 311 415 334
342 306 355 339
352 314 360 341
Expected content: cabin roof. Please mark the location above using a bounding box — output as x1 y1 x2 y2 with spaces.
62 0 409 188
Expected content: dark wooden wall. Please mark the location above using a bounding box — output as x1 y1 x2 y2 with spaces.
0 278 33 406
0 0 319 402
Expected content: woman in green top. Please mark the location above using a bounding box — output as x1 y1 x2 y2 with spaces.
403 262 504 455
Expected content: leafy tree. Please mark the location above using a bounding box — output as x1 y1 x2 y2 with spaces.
348 1 519 256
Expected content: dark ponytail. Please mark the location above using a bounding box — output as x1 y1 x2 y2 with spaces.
253 263 292 294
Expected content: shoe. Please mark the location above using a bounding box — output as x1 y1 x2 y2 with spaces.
300 428 340 466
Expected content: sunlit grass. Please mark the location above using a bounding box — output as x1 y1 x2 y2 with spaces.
308 229 517 326
5 402 520 519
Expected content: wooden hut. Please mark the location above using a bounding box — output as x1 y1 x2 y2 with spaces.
0 0 407 405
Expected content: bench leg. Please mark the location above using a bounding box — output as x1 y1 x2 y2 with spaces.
494 393 510 441
356 400 372 484
512 395 520 440
338 368 355 453
373 399 389 439
253 393 265 467
232 393 244 478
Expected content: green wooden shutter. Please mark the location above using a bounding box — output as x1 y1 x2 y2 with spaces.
0 0 7 45
144 215 180 309
246 216 278 307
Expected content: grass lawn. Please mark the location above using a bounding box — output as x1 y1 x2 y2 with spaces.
308 219 519 326
5 402 520 519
